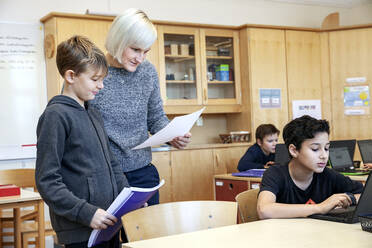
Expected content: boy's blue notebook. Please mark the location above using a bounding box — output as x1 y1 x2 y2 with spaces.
88 180 165 247
232 169 266 178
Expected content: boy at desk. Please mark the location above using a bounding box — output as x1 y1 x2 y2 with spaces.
35 36 128 248
237 124 279 171
257 115 363 219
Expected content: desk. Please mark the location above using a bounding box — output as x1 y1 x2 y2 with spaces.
214 173 368 201
0 189 45 248
122 218 372 248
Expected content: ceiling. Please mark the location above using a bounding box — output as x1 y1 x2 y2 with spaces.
266 0 371 8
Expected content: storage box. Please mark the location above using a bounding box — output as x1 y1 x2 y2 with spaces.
179 44 189 56
0 184 20 197
216 64 229 81
164 45 171 55
170 44 178 55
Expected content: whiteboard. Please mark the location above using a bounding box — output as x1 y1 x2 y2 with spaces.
0 22 47 152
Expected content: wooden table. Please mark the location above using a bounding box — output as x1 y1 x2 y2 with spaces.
214 173 368 201
0 189 45 248
122 218 372 248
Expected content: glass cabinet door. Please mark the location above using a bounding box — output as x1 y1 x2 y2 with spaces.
200 29 241 105
158 26 202 105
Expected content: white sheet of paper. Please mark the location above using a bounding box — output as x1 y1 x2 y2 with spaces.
132 107 205 150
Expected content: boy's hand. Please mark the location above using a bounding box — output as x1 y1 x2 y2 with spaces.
264 161 275 168
169 132 191 149
90 209 117 230
317 193 352 214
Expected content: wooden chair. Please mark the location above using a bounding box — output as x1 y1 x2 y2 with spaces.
0 168 56 248
235 188 259 223
122 200 238 242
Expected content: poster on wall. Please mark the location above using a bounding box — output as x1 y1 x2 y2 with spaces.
344 85 370 115
0 22 46 154
292 100 322 120
259 88 281 109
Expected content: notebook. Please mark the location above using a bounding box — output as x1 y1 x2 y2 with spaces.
310 171 372 223
232 169 265 178
329 146 369 175
274 143 291 166
357 140 372 164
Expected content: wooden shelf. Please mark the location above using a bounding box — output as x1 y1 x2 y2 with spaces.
206 56 233 60
166 80 196 84
208 80 234 84
165 55 195 62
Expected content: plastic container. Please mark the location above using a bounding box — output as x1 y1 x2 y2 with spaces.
216 64 229 81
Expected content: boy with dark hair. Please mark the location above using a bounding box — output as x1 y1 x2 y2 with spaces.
237 124 280 171
257 115 363 219
36 36 128 248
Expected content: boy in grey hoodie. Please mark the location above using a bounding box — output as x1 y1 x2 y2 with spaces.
36 36 128 248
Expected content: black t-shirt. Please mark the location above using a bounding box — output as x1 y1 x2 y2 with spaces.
260 164 363 204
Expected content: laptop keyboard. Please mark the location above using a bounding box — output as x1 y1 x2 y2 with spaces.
327 207 355 219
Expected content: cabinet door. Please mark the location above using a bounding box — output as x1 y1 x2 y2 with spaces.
152 152 172 203
213 146 248 175
200 29 241 105
157 25 202 106
171 149 214 201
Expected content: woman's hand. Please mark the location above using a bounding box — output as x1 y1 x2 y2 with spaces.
169 132 192 149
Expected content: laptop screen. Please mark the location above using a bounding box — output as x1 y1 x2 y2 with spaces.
358 140 372 163
275 143 291 166
329 147 353 170
330 139 356 161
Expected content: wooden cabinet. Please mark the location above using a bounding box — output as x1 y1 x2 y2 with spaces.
157 24 242 114
328 28 372 140
41 13 158 100
171 149 215 201
213 147 247 175
152 151 172 203
151 144 249 203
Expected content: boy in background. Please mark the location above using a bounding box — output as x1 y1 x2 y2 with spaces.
36 36 128 248
257 115 363 219
237 124 280 171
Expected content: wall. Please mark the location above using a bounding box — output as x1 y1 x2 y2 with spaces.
1 0 372 27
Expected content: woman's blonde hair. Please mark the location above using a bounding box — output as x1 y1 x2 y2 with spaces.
105 8 157 63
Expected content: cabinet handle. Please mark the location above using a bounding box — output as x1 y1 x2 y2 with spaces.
203 88 207 102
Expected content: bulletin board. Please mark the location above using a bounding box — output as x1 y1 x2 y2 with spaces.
0 22 47 158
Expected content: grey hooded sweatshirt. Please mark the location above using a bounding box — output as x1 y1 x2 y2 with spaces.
35 95 128 244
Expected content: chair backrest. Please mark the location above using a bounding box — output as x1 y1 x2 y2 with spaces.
122 200 238 242
0 169 36 190
235 188 259 223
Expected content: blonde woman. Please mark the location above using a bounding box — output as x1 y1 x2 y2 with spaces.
91 8 191 206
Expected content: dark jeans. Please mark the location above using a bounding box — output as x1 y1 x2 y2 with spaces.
121 163 160 242
124 163 160 206
64 232 120 248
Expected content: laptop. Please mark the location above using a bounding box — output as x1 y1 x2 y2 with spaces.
274 143 291 166
329 146 369 175
310 171 372 223
357 139 372 164
330 139 356 162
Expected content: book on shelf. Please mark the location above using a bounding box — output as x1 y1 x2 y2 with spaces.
88 179 165 247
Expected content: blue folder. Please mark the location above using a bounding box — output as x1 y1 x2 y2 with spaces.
232 169 266 178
